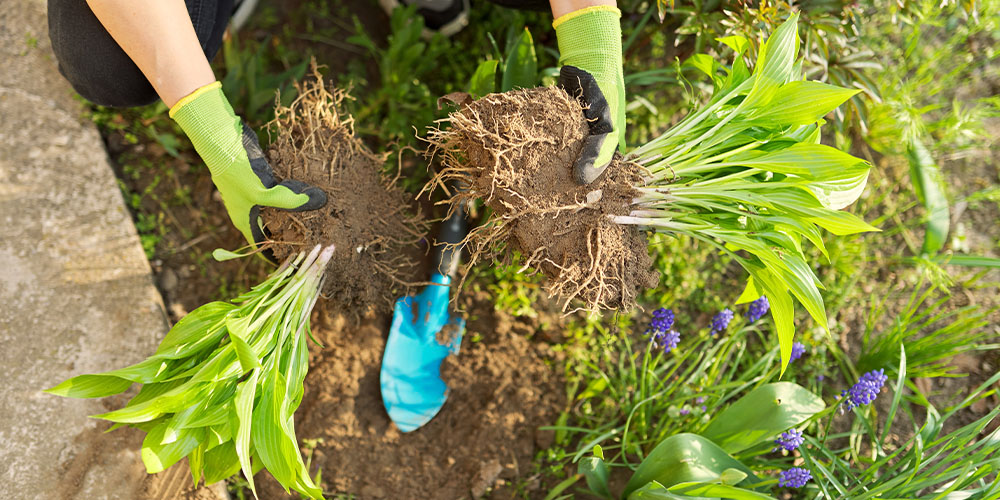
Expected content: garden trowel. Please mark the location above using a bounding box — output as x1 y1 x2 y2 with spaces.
381 206 467 432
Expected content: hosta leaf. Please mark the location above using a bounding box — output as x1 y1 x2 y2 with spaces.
806 209 880 235
742 14 799 110
804 169 870 210
141 423 205 474
622 433 760 497
252 372 296 488
44 374 133 399
235 369 260 496
753 81 860 126
95 381 205 423
703 382 825 453
202 442 242 484
717 35 750 55
730 143 868 181
748 267 796 374
155 301 234 358
230 330 262 374
735 277 761 305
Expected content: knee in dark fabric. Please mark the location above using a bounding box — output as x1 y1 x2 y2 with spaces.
47 0 159 107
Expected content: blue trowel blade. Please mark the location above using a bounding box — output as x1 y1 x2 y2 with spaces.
381 274 465 432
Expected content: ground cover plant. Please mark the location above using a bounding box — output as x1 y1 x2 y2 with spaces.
428 16 875 368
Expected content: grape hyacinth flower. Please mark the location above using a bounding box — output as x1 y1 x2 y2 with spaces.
839 369 888 413
710 308 734 335
779 468 812 488
649 308 675 333
745 296 770 323
773 429 804 452
652 329 681 353
789 342 806 363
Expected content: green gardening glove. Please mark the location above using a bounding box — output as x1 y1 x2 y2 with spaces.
170 82 327 246
554 6 626 185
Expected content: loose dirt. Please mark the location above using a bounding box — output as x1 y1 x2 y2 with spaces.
254 291 568 499
262 70 427 311
428 87 657 312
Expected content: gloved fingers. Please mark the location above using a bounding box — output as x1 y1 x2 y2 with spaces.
572 132 615 185
256 182 328 211
241 123 281 188
277 180 328 212
558 66 614 135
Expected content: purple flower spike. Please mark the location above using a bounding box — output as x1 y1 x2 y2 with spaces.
679 408 690 416
779 468 812 488
710 308 734 334
650 308 675 333
841 369 888 412
745 296 770 323
789 342 806 363
652 329 681 353
773 429 804 452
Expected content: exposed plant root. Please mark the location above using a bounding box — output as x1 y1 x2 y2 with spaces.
262 65 428 311
425 87 657 311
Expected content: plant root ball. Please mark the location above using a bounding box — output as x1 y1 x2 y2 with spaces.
262 72 427 311
428 86 657 312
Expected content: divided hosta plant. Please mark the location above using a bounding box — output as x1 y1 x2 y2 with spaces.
428 14 877 369
46 246 334 499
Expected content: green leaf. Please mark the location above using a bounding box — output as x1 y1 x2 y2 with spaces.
502 28 537 91
806 209 880 235
703 382 825 453
629 481 688 500
686 54 719 80
669 481 777 499
753 81 860 126
229 330 262 374
234 369 259 496
468 59 499 97
717 35 750 55
805 169 870 210
749 269 795 374
44 374 134 399
742 14 799 110
578 455 612 499
155 301 234 359
906 137 950 255
731 143 869 181
202 442 243 484
734 277 760 305
938 254 1000 268
622 434 760 497
141 423 205 474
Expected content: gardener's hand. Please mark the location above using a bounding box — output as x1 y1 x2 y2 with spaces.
170 82 327 246
554 5 626 185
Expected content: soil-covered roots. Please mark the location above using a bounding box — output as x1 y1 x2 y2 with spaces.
262 72 426 310
427 86 657 311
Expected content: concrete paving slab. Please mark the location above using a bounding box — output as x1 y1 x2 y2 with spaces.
0 2 226 499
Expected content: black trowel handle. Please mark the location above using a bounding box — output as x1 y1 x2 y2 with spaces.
433 205 468 279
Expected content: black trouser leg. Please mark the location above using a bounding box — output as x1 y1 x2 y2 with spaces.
48 0 234 108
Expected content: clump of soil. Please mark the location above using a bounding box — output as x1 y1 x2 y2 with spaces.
254 290 568 499
262 70 426 310
427 87 657 312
